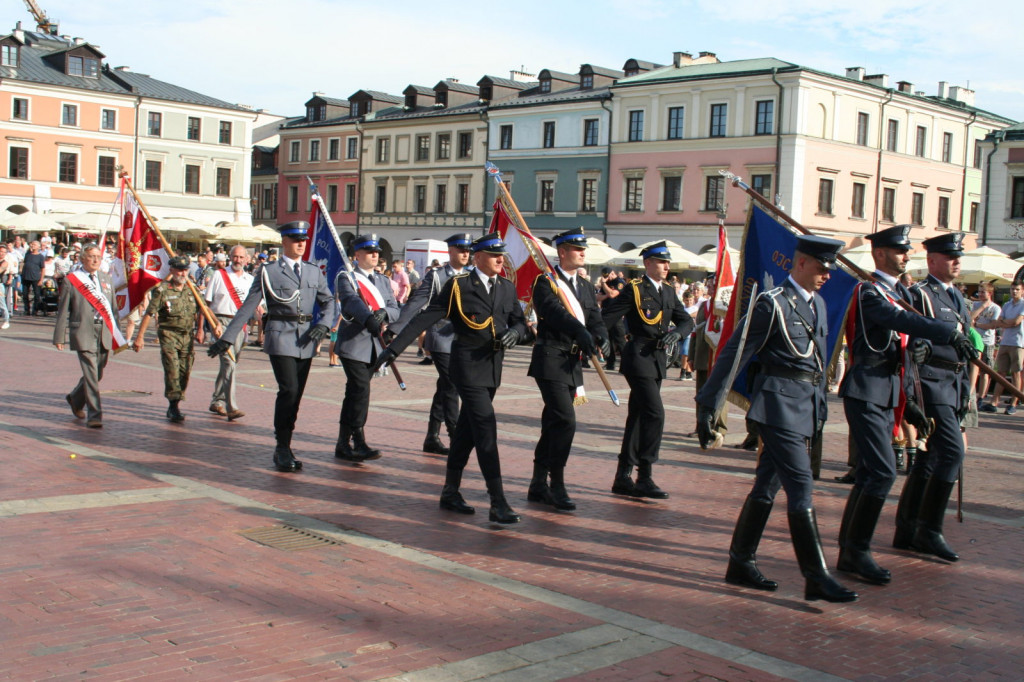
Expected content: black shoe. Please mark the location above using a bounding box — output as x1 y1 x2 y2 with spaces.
166 401 185 423
273 445 299 473
910 478 960 561
633 477 669 499
834 471 856 484
739 434 759 451
611 476 637 496
549 483 576 511
418 357 433 365
489 498 521 524
423 433 449 455
726 558 779 591
527 483 554 505
66 394 85 419
440 488 475 515
334 424 365 462
352 428 382 461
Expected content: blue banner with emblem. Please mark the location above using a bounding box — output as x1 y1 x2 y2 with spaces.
304 198 347 319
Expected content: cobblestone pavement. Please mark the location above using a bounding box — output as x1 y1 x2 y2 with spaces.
2 316 1022 680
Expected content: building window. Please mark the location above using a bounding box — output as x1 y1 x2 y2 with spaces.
307 104 325 122
8 147 28 179
457 183 470 213
942 132 953 163
435 184 447 213
667 107 684 140
184 164 200 194
187 117 201 141
886 119 898 152
539 180 555 212
581 74 593 90
414 185 427 213
974 140 983 169
97 156 116 187
12 97 28 120
416 135 431 161
915 126 927 157
309 139 320 162
625 178 643 211
580 178 596 212
287 185 299 212
937 196 950 229
216 168 231 197
911 192 924 225
969 202 979 232
755 100 774 135
583 119 599 146
543 122 555 149
347 137 358 159
67 55 99 78
289 140 300 163
457 132 473 159
219 121 232 145
375 185 386 213
851 182 866 219
345 184 356 212
144 160 161 190
662 176 681 211
817 178 834 215
704 176 724 211
857 112 869 146
437 133 451 160
882 187 896 222
328 184 338 212
751 174 772 199
377 137 390 163
1012 178 1024 219
62 103 78 126
148 112 162 137
539 79 551 94
628 110 644 142
710 103 728 137
1 44 19 67
499 125 513 150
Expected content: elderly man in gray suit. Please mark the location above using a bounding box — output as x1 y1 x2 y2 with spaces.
53 243 122 428
210 221 334 472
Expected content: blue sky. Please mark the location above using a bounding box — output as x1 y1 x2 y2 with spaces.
20 0 1024 122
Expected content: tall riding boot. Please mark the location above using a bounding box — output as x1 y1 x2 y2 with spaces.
634 461 669 499
837 486 862 550
352 427 382 461
809 434 823 481
892 467 928 548
548 467 576 511
893 439 906 471
903 447 917 475
527 462 553 505
439 468 474 514
166 400 185 423
485 477 520 524
837 493 892 584
334 424 362 462
423 419 449 455
725 496 778 591
788 508 858 602
274 430 300 472
911 478 959 561
611 462 636 496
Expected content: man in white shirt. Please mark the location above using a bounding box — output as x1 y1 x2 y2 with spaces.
205 245 256 420
980 283 1024 415
971 282 1002 404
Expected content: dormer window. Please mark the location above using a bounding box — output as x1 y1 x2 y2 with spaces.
68 55 100 78
624 68 639 78
436 91 448 107
351 100 371 117
404 93 416 108
539 79 551 93
307 104 325 122
580 74 593 90
1 44 19 67
479 84 492 101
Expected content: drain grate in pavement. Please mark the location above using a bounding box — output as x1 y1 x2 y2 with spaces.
238 525 340 551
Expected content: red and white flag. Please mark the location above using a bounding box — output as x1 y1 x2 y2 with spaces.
490 197 550 304
708 223 737 355
111 183 170 317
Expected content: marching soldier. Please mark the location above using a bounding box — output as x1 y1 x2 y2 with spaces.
373 234 529 524
205 244 255 421
837 225 966 585
333 234 400 463
696 235 858 603
528 227 609 510
209 221 333 472
390 233 473 456
601 242 693 499
893 232 980 562
132 256 201 422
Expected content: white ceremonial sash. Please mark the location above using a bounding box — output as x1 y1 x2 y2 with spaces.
555 277 587 404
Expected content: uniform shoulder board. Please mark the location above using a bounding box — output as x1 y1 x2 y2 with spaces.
909 281 927 292
452 272 471 280
629 277 644 285
498 273 514 283
760 286 784 299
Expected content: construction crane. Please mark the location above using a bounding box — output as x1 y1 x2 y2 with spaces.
22 0 59 35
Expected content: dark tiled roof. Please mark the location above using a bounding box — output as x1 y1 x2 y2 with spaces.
370 101 485 122
281 114 360 129
489 86 612 110
583 65 623 79
111 68 246 110
437 80 479 95
478 75 534 90
309 95 349 107
404 85 435 95
540 69 579 83
354 90 403 104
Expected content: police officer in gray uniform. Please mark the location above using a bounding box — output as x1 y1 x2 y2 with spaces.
893 232 979 562
696 235 857 603
390 233 473 455
837 225 963 585
209 221 333 473
333 234 400 462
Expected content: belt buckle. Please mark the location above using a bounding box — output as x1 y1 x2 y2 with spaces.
570 343 580 355
812 371 822 384
492 339 503 351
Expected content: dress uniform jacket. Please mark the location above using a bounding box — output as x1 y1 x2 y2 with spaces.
53 271 119 351
908 275 972 410
391 264 460 354
528 270 606 387
220 259 334 360
600 277 694 379
334 269 400 363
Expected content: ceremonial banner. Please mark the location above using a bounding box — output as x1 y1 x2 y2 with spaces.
704 222 736 350
490 196 549 304
113 185 169 318
304 196 347 317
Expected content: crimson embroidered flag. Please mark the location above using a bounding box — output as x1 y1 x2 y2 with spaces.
490 195 549 304
112 183 170 317
705 222 736 351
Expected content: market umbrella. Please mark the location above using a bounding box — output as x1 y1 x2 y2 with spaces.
152 216 217 238
700 244 741 273
582 238 622 265
611 240 712 270
59 212 120 235
213 223 282 245
956 246 1021 284
2 211 66 232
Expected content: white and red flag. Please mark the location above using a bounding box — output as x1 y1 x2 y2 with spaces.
112 180 170 317
705 222 736 353
490 196 549 304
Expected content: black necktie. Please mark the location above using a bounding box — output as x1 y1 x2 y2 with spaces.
90 274 98 286
809 295 818 328
570 277 579 299
293 262 301 279
489 277 497 300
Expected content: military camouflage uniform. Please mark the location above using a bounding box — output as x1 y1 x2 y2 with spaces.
146 282 198 400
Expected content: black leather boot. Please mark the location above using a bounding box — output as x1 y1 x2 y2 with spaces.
893 467 927 548
634 461 668 499
548 467 576 511
273 431 300 472
334 424 363 462
166 400 185 423
837 493 892 584
485 477 520 524
837 486 862 551
439 468 474 514
611 462 636 496
893 440 906 471
911 478 959 561
527 462 554 505
904 447 917 474
725 496 778 591
788 508 858 603
423 419 449 455
352 427 382 461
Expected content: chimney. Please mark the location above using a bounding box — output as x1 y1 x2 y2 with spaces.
938 81 949 98
864 73 889 88
447 78 459 83
696 51 719 64
673 51 693 67
949 86 975 106
509 68 535 82
846 67 865 81
897 80 913 93
13 26 24 43
73 37 85 46
114 65 131 72
313 91 324 96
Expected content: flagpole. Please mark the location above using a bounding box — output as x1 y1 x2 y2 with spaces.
486 163 619 406
720 170 1023 404
306 177 406 391
117 170 232 362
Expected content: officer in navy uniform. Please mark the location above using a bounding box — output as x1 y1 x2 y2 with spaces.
528 227 610 511
892 232 979 562
696 235 858 603
374 234 530 524
333 234 400 463
601 241 693 499
390 233 474 455
837 225 966 585
210 221 333 472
